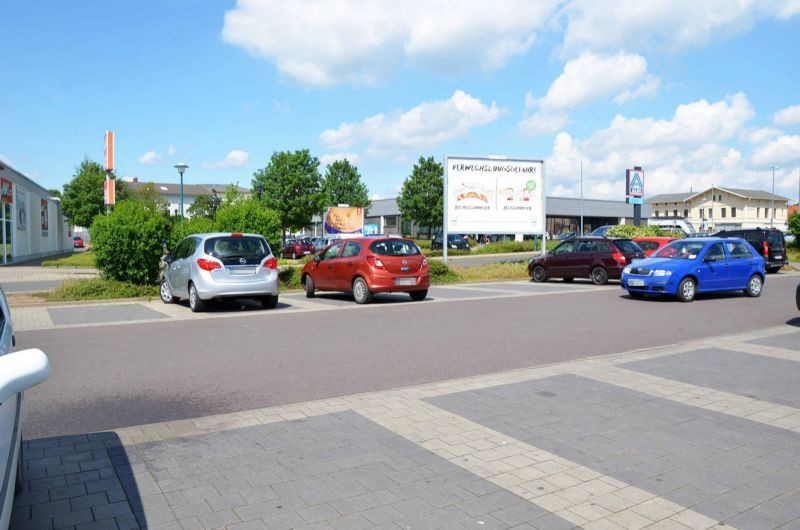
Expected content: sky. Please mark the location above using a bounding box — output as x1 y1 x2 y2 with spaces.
2 0 800 204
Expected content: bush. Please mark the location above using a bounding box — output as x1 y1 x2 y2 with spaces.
605 225 675 238
215 199 282 252
428 260 461 283
90 200 170 284
473 240 536 254
44 278 159 301
278 266 303 289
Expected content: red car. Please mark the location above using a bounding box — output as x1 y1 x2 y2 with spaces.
73 236 85 248
301 237 430 304
633 236 677 257
280 237 315 259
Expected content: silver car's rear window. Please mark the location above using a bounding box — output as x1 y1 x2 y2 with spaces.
204 236 270 259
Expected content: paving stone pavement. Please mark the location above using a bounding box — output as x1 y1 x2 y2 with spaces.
11 325 800 530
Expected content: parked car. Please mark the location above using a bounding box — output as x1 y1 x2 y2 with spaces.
301 237 430 304
633 236 678 257
528 236 645 284
590 225 616 236
309 237 326 249
712 227 788 273
72 235 84 248
0 287 50 530
431 232 470 251
557 231 577 240
280 238 315 259
796 281 800 310
160 232 280 312
621 237 765 302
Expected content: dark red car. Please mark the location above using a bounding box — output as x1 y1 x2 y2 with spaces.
280 238 315 259
528 236 645 284
632 236 677 257
301 237 430 304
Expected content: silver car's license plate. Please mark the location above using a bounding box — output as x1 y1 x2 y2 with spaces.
395 277 416 286
628 279 645 287
229 266 257 275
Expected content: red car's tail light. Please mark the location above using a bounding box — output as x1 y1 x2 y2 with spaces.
762 240 769 257
197 258 222 271
263 257 278 270
366 255 385 269
612 251 626 264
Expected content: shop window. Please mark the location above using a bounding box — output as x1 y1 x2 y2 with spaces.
721 208 726 218
732 207 736 218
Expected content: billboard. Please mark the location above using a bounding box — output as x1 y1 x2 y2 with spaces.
626 168 644 198
446 156 544 234
16 188 27 231
104 130 114 172
323 206 364 236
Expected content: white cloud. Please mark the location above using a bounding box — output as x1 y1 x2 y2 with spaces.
370 192 383 200
520 51 656 136
750 135 800 167
773 104 800 126
222 0 558 87
272 100 290 113
320 90 500 154
319 153 360 166
137 150 162 165
748 127 782 144
559 0 800 57
203 150 250 169
544 94 767 200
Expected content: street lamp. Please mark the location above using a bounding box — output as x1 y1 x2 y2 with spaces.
771 165 778 228
174 163 189 220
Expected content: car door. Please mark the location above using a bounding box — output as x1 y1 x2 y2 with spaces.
314 242 344 290
164 238 191 297
547 241 575 277
697 242 728 291
724 240 756 289
338 241 362 290
570 240 596 277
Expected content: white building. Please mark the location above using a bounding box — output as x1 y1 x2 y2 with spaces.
0 161 72 264
647 186 790 233
124 178 251 218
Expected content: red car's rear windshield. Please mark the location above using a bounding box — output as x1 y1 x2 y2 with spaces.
612 239 641 253
369 240 421 256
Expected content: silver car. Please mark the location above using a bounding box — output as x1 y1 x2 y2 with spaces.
160 232 280 312
1 287 50 530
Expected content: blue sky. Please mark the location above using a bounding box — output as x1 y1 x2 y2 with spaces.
2 0 799 204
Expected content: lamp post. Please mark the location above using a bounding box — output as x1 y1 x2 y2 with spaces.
771 165 777 228
174 163 188 220
579 161 583 235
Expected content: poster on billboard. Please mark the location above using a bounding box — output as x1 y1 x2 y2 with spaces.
41 198 49 236
446 156 544 234
16 188 27 231
323 206 364 236
0 178 12 204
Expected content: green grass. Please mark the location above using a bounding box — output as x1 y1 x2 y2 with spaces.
453 261 529 282
788 245 799 263
41 278 159 301
41 251 97 268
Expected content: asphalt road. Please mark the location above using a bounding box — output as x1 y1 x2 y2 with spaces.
19 274 800 439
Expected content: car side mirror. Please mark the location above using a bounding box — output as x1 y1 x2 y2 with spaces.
313 255 321 263
0 349 50 403
163 255 173 265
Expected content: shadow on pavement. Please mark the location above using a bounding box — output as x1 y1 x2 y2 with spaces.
787 317 800 328
12 432 148 530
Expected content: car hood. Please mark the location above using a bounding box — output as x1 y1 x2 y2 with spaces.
628 257 693 272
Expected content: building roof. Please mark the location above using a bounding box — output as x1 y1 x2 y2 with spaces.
124 180 250 197
0 159 59 199
648 186 790 203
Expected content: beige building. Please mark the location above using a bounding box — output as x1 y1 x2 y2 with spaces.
647 186 790 233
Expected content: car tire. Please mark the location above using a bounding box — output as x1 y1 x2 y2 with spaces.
629 291 644 299
676 277 696 302
160 279 176 304
744 274 763 297
531 265 547 282
563 277 574 283
261 295 278 309
591 267 608 285
409 290 427 301
188 283 206 312
353 277 373 304
15 442 23 495
305 276 315 298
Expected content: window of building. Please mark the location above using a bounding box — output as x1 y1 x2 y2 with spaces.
721 208 726 218
765 208 769 218
383 216 397 228
654 210 659 217
699 208 704 218
732 207 736 218
709 208 713 218
683 209 688 218
757 207 760 217
673 209 678 217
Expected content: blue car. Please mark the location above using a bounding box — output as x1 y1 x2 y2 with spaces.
621 237 765 302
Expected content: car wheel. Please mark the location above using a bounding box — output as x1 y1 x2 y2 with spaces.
629 291 644 299
744 274 763 297
304 276 316 298
353 277 373 304
188 283 206 312
261 295 278 309
531 265 547 282
160 279 176 304
591 267 608 285
292 251 297 260
677 277 696 302
409 290 427 301
563 277 574 283
15 442 23 495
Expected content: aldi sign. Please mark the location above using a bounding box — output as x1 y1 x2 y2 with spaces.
626 168 644 198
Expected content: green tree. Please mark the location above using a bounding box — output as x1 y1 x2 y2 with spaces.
252 150 322 245
788 211 800 249
397 156 444 236
321 159 371 209
61 159 129 227
48 188 63 200
90 200 170 284
132 182 169 214
187 194 215 219
168 216 216 250
215 198 282 251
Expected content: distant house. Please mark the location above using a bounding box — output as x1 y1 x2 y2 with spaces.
648 186 790 233
123 178 251 218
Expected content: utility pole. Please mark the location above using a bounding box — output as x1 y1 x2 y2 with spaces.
579 161 583 235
